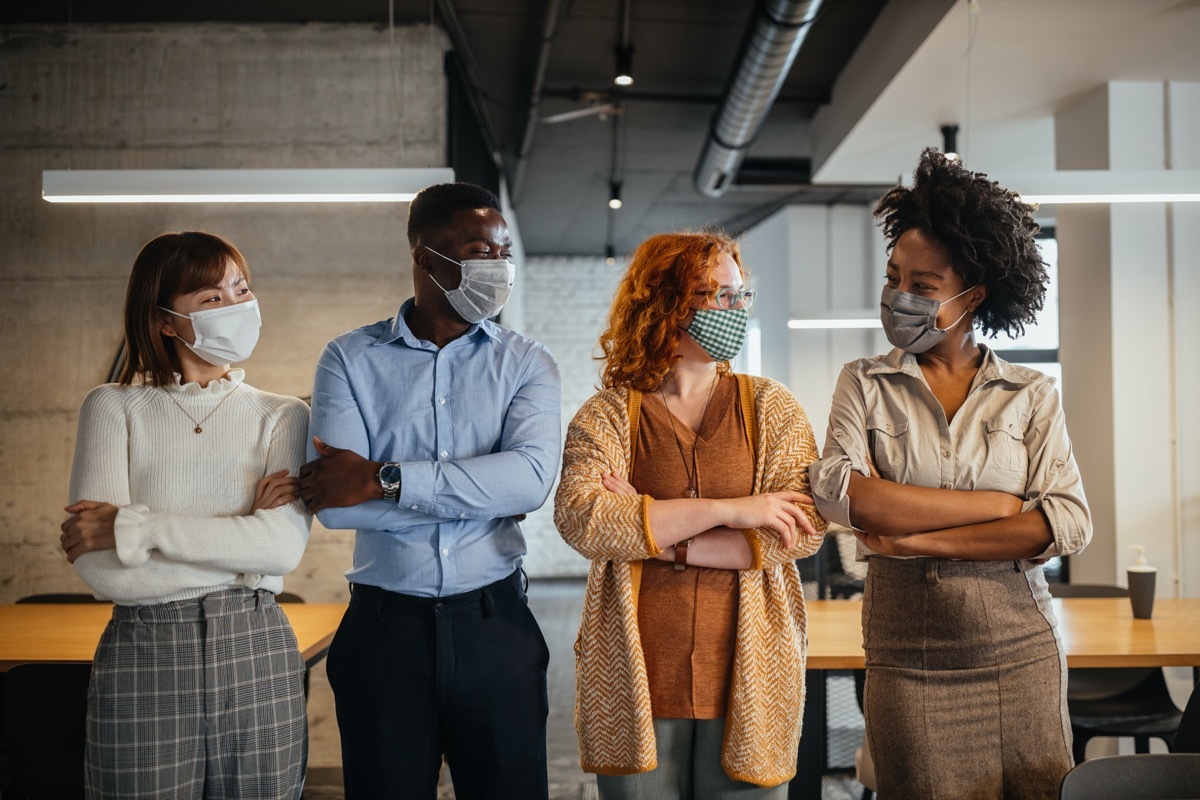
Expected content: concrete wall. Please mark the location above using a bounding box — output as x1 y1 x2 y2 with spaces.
0 21 448 767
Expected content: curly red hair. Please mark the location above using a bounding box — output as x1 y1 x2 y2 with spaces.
598 230 745 391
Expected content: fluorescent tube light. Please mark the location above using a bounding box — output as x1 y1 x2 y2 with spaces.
788 318 882 330
42 168 455 203
988 169 1200 205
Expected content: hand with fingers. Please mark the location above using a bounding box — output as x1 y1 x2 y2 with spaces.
297 436 381 513
253 469 302 512
717 491 818 550
60 500 119 564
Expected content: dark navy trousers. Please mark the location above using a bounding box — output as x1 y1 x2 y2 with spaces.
327 570 550 800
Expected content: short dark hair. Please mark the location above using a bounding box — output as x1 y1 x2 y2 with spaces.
119 231 249 387
874 148 1048 339
406 182 501 248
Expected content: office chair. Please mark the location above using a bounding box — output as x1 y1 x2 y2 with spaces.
1172 683 1200 753
2 663 91 800
1059 753 1200 799
1049 583 1183 760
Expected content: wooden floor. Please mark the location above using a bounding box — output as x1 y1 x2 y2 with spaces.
301 577 868 800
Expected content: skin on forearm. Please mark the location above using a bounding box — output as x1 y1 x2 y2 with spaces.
646 499 737 548
871 509 1053 560
654 527 752 570
846 472 1024 536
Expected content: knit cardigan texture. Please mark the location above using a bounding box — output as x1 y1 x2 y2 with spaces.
554 374 827 787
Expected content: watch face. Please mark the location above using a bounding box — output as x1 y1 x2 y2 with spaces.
379 463 402 486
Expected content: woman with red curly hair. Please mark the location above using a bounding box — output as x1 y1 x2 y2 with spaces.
555 230 827 798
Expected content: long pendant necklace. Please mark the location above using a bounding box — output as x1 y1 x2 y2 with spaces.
658 372 718 498
163 382 240 434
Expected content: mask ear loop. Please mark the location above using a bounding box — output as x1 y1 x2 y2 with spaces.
936 284 980 333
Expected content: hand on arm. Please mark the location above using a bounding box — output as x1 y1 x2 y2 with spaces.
298 437 383 513
60 501 118 564
855 507 1053 560
846 472 1025 536
600 471 815 566
253 470 301 512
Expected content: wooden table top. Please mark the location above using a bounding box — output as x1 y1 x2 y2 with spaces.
805 596 1200 669
4 597 1198 672
0 602 346 671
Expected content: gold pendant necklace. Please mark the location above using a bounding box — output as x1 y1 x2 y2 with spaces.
658 373 718 499
163 382 240 434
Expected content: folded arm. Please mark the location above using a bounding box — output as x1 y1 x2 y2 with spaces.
305 342 562 529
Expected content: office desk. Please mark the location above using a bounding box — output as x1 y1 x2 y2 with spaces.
0 602 347 671
791 597 1200 799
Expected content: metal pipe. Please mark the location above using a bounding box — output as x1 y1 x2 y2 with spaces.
511 0 565 203
693 0 823 198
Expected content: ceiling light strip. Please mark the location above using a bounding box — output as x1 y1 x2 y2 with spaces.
42 168 455 203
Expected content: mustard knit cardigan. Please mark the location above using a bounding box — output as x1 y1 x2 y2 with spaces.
553 374 827 787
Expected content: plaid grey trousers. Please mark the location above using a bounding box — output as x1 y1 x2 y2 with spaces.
85 588 308 800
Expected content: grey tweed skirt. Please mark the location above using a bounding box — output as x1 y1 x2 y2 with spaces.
862 557 1073 800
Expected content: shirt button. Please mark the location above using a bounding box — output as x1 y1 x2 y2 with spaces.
410 504 418 510
943 482 952 489
438 398 446 405
459 512 466 518
942 450 951 458
440 450 448 458
442 548 449 556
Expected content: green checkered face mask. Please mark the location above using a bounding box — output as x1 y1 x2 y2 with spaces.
685 307 749 363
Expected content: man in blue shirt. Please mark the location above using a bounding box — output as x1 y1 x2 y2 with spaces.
298 182 561 800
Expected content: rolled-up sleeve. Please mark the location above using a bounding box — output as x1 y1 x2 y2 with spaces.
1022 380 1092 558
808 365 871 529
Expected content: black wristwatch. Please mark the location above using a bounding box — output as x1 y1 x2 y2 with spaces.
378 462 402 502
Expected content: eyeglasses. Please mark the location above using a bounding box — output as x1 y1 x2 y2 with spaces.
694 287 757 310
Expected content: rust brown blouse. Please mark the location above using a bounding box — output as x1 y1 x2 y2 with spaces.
632 374 755 719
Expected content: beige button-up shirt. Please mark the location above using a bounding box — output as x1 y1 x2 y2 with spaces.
808 346 1091 560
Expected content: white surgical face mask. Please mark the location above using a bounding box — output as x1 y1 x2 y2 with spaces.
424 246 515 324
161 298 262 365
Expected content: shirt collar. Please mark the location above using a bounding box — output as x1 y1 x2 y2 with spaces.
373 298 501 347
866 344 1036 387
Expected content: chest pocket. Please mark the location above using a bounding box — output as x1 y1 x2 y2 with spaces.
984 413 1027 476
867 416 908 481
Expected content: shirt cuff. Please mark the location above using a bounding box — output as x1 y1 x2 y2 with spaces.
396 461 434 510
113 504 153 567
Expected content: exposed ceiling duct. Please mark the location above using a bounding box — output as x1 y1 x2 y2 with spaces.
693 0 824 198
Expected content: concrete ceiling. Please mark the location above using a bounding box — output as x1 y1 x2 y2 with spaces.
811 0 1200 184
6 1 1194 254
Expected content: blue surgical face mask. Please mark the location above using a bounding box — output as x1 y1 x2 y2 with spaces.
424 247 515 324
879 285 976 353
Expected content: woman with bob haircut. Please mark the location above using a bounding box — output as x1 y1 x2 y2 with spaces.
808 149 1092 799
60 231 311 799
555 229 826 798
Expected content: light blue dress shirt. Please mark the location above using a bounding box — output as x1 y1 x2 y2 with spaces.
309 298 562 597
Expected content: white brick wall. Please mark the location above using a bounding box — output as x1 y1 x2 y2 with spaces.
518 255 623 578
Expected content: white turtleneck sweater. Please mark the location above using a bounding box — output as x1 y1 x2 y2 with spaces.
68 370 312 606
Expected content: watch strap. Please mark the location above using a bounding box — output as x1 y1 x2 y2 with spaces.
673 538 693 571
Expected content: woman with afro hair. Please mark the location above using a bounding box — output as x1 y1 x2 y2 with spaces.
808 149 1092 799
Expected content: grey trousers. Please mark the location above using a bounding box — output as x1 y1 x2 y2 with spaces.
863 558 1073 800
85 588 308 800
597 718 788 800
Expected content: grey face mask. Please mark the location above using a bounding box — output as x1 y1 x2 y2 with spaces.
424 246 515 324
879 285 976 353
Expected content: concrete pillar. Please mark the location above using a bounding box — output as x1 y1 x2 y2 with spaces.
740 205 887 443
1055 82 1198 595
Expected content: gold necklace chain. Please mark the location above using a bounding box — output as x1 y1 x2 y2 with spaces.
163 382 240 434
658 372 718 498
